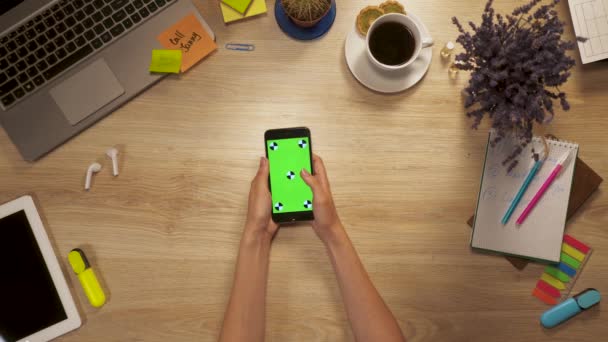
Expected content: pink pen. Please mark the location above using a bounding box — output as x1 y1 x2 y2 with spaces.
516 151 571 225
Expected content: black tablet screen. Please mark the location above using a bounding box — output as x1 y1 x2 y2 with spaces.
0 210 67 342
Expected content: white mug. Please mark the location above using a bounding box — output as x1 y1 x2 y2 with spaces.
366 13 434 71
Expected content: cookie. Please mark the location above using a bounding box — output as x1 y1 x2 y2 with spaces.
356 6 385 35
379 0 405 14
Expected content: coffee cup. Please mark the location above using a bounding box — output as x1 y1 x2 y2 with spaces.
366 13 434 71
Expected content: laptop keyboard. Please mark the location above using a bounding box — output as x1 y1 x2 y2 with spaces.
0 0 175 110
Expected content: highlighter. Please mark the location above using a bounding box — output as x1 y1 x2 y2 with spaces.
68 248 106 308
540 288 600 328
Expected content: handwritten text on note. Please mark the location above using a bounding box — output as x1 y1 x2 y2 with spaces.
157 13 217 72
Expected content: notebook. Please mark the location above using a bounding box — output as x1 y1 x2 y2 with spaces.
567 0 608 64
221 0 267 23
222 0 254 14
467 137 603 270
471 131 579 263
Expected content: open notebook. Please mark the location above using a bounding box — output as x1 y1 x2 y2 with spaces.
567 0 608 64
471 131 579 263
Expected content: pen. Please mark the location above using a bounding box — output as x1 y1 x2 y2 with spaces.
516 151 571 225
501 159 543 224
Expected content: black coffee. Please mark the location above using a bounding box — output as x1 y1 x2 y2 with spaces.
369 22 416 66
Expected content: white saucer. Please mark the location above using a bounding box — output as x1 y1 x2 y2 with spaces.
345 12 433 93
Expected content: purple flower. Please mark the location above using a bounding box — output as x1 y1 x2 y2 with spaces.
452 0 581 170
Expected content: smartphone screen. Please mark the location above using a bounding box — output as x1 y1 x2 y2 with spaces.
265 128 314 222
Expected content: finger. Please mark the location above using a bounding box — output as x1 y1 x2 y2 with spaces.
253 157 270 188
301 168 320 191
269 220 280 232
254 157 269 177
311 154 330 187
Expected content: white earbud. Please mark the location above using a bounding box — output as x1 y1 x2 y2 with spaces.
85 163 102 191
106 148 119 176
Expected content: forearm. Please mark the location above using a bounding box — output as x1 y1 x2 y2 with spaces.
219 228 272 342
325 226 405 342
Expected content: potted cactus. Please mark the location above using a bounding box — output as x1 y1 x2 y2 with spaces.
281 0 332 28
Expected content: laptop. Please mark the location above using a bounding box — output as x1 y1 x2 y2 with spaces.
0 0 215 161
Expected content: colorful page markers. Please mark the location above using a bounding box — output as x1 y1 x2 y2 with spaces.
157 13 217 72
221 0 267 23
532 234 592 305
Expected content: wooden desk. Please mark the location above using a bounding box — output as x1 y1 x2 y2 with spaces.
1 0 606 341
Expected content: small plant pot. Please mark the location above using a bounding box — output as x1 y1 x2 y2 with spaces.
281 0 332 28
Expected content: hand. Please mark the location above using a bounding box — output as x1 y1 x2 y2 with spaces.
245 157 279 241
301 155 344 245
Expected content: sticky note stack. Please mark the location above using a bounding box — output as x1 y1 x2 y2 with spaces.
532 234 593 305
220 0 267 23
222 0 253 13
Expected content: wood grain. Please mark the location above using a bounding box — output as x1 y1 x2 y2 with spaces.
1 1 607 341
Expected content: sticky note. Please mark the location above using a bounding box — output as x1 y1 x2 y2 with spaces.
149 50 182 73
561 252 581 269
222 0 253 14
220 0 267 23
157 13 217 72
544 266 571 283
531 235 592 306
558 262 577 277
536 280 561 298
532 287 558 305
563 234 591 254
541 273 566 290
562 243 586 262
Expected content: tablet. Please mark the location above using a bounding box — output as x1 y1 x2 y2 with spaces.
0 196 81 342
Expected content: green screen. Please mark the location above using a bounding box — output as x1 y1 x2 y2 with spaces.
267 137 313 214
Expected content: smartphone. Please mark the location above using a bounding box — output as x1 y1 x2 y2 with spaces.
265 127 314 223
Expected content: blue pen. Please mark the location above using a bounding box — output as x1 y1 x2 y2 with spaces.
501 159 543 224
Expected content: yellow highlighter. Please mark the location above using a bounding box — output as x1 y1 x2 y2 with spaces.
68 248 106 308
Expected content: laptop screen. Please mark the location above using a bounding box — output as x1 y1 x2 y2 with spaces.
0 210 67 342
0 0 25 16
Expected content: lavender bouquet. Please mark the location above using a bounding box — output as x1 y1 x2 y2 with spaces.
452 0 580 170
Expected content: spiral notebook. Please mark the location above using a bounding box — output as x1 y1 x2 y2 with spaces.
471 131 579 263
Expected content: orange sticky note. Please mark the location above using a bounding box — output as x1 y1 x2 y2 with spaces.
157 13 217 72
532 288 558 305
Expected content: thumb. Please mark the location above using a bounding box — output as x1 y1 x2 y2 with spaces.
254 157 269 186
301 168 318 190
256 157 269 177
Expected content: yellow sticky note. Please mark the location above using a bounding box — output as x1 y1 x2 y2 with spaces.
562 243 586 262
541 273 566 290
149 50 182 73
220 0 267 23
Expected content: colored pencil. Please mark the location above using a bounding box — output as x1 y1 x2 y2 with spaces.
501 159 543 224
516 151 571 225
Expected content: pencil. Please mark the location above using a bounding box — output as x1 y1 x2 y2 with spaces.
501 159 543 224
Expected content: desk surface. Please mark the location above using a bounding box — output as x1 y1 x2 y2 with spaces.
1 0 607 341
